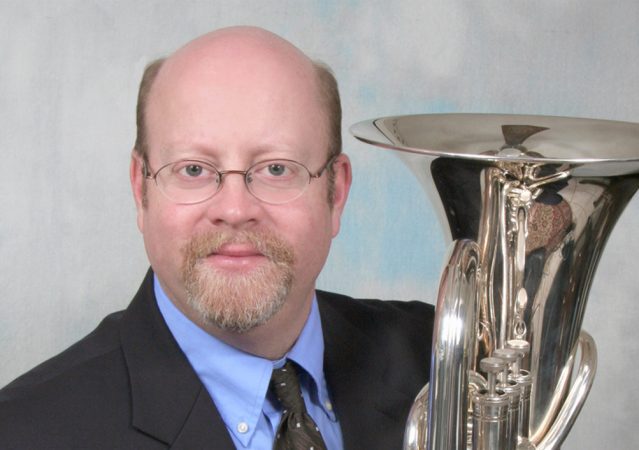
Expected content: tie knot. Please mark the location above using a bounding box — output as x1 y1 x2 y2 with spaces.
270 360 306 413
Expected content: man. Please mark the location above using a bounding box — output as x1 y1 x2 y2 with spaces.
0 26 434 449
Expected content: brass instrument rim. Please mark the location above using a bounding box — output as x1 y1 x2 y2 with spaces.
351 112 639 165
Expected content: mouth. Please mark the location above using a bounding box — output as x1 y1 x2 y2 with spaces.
204 243 269 271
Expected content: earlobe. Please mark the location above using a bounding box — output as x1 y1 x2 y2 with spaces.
330 154 352 237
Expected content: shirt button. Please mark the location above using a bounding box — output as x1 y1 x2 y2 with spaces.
324 400 333 411
237 422 249 434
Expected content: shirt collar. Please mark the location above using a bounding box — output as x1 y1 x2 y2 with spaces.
286 294 330 412
153 275 332 446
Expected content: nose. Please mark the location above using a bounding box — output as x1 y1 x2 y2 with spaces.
205 171 261 228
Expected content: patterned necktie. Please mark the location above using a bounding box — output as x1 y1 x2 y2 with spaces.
270 360 328 450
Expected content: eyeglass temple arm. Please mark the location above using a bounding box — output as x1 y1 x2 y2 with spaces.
311 155 339 178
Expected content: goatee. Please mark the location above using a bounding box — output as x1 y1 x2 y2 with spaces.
181 230 295 333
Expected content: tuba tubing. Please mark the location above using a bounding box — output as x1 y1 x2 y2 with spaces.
535 331 597 450
417 239 479 450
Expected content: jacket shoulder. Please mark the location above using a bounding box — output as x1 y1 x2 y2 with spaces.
316 289 435 332
315 290 435 449
1 310 125 395
316 289 435 375
0 311 138 448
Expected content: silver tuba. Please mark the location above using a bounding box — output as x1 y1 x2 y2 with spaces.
351 114 639 450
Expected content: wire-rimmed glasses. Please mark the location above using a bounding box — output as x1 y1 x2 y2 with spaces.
143 156 336 205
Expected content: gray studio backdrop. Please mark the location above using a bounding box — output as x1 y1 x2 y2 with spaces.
1 1 638 448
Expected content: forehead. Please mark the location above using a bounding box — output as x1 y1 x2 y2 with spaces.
144 32 329 161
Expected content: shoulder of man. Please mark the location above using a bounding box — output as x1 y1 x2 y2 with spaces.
1 309 125 396
0 311 123 394
315 289 434 449
315 289 435 332
0 310 132 448
1 269 156 403
315 288 435 375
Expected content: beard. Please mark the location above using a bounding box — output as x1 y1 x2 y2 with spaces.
180 230 295 333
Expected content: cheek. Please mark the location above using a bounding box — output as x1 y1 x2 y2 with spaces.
280 205 334 274
141 203 200 267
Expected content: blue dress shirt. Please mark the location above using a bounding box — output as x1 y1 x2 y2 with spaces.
154 276 343 449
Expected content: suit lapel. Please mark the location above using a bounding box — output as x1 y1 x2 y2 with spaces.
119 270 235 449
318 292 415 450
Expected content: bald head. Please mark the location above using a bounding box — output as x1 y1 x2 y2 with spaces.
165 26 315 81
134 27 341 167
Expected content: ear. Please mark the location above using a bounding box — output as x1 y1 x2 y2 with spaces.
130 151 146 232
330 153 352 237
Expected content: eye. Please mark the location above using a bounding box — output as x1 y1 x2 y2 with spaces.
169 161 218 185
267 163 288 177
181 163 204 177
178 163 204 177
249 160 306 188
173 161 212 177
252 160 298 180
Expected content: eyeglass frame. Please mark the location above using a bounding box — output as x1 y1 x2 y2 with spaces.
141 154 338 205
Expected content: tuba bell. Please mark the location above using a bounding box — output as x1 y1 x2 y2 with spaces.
351 114 639 450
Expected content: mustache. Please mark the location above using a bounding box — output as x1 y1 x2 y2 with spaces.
182 230 295 265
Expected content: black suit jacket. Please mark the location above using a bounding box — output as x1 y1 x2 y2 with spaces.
0 270 434 449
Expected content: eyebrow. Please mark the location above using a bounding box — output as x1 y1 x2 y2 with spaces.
160 145 305 165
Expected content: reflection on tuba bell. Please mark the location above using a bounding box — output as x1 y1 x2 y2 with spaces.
351 114 639 449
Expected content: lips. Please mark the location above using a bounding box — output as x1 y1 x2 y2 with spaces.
210 243 258 256
206 243 269 270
